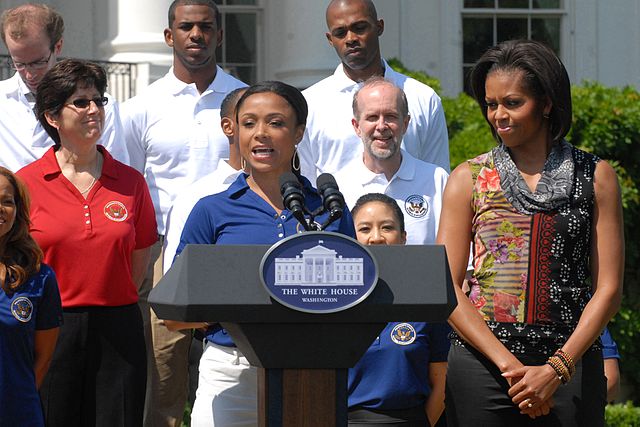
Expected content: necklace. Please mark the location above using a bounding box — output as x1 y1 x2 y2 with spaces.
79 176 97 195
76 154 103 197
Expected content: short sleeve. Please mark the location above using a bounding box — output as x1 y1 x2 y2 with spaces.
133 173 158 249
35 265 63 331
99 95 130 165
120 99 147 174
175 197 218 260
427 322 452 362
601 327 621 360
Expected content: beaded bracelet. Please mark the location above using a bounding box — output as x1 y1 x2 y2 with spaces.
546 356 570 384
554 349 576 376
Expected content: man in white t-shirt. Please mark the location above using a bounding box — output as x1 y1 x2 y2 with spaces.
334 77 448 245
0 3 128 172
299 0 449 182
120 1 246 425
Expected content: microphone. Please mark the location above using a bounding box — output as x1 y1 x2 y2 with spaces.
279 172 311 231
316 173 345 230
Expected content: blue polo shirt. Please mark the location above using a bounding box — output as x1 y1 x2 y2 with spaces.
601 327 620 360
348 321 451 411
0 264 62 426
176 173 355 346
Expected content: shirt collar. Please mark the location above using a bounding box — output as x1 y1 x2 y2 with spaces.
1 73 33 104
164 65 240 97
355 149 414 185
227 173 316 198
38 145 119 179
331 58 393 92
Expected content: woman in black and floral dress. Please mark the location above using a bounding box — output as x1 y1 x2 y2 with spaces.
437 40 624 426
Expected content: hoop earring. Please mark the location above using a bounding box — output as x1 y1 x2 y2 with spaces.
292 147 300 172
241 157 247 171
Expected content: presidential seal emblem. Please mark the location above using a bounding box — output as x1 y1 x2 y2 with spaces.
390 322 416 345
11 297 33 323
405 195 428 218
260 231 378 314
104 201 128 222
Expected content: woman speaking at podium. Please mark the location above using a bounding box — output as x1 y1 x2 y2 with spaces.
170 81 355 426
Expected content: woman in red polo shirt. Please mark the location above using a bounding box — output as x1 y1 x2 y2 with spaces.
17 59 157 427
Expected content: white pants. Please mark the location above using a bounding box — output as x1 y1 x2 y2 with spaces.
190 341 258 427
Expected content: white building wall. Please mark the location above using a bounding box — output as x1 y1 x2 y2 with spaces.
1 0 639 95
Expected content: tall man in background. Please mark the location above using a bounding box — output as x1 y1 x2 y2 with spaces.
0 3 127 171
121 1 246 425
299 0 450 182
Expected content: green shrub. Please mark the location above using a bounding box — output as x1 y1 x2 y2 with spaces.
386 58 442 94
569 83 640 401
606 402 640 427
442 92 495 168
387 58 495 168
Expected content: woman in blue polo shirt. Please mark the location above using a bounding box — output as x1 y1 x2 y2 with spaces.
0 167 62 426
349 193 450 426
170 81 355 426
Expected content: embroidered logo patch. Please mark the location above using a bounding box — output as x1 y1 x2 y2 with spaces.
390 323 416 345
104 201 128 222
405 195 428 218
11 297 33 323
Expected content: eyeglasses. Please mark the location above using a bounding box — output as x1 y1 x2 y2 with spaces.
66 97 109 109
12 51 53 71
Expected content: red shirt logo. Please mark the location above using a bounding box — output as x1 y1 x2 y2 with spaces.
104 201 128 222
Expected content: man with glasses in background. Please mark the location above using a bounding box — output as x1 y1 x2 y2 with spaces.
0 3 128 172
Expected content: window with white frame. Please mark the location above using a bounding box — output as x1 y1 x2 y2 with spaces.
462 0 565 94
214 0 261 84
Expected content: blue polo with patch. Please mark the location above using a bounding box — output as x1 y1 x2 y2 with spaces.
0 264 62 425
176 173 355 347
348 321 451 410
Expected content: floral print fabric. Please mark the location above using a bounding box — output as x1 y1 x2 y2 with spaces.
454 145 599 355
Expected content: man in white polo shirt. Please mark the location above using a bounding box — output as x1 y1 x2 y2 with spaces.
298 0 449 182
162 87 245 271
0 3 127 172
335 77 448 245
121 1 246 425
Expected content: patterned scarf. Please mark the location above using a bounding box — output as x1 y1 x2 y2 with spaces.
492 140 574 215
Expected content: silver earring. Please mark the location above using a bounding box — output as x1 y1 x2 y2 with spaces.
241 157 247 171
292 147 300 172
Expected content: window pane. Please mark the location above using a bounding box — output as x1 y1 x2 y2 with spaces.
463 18 494 63
464 0 495 7
497 17 527 41
533 0 560 8
224 65 256 85
499 0 529 8
532 17 560 53
225 13 256 63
